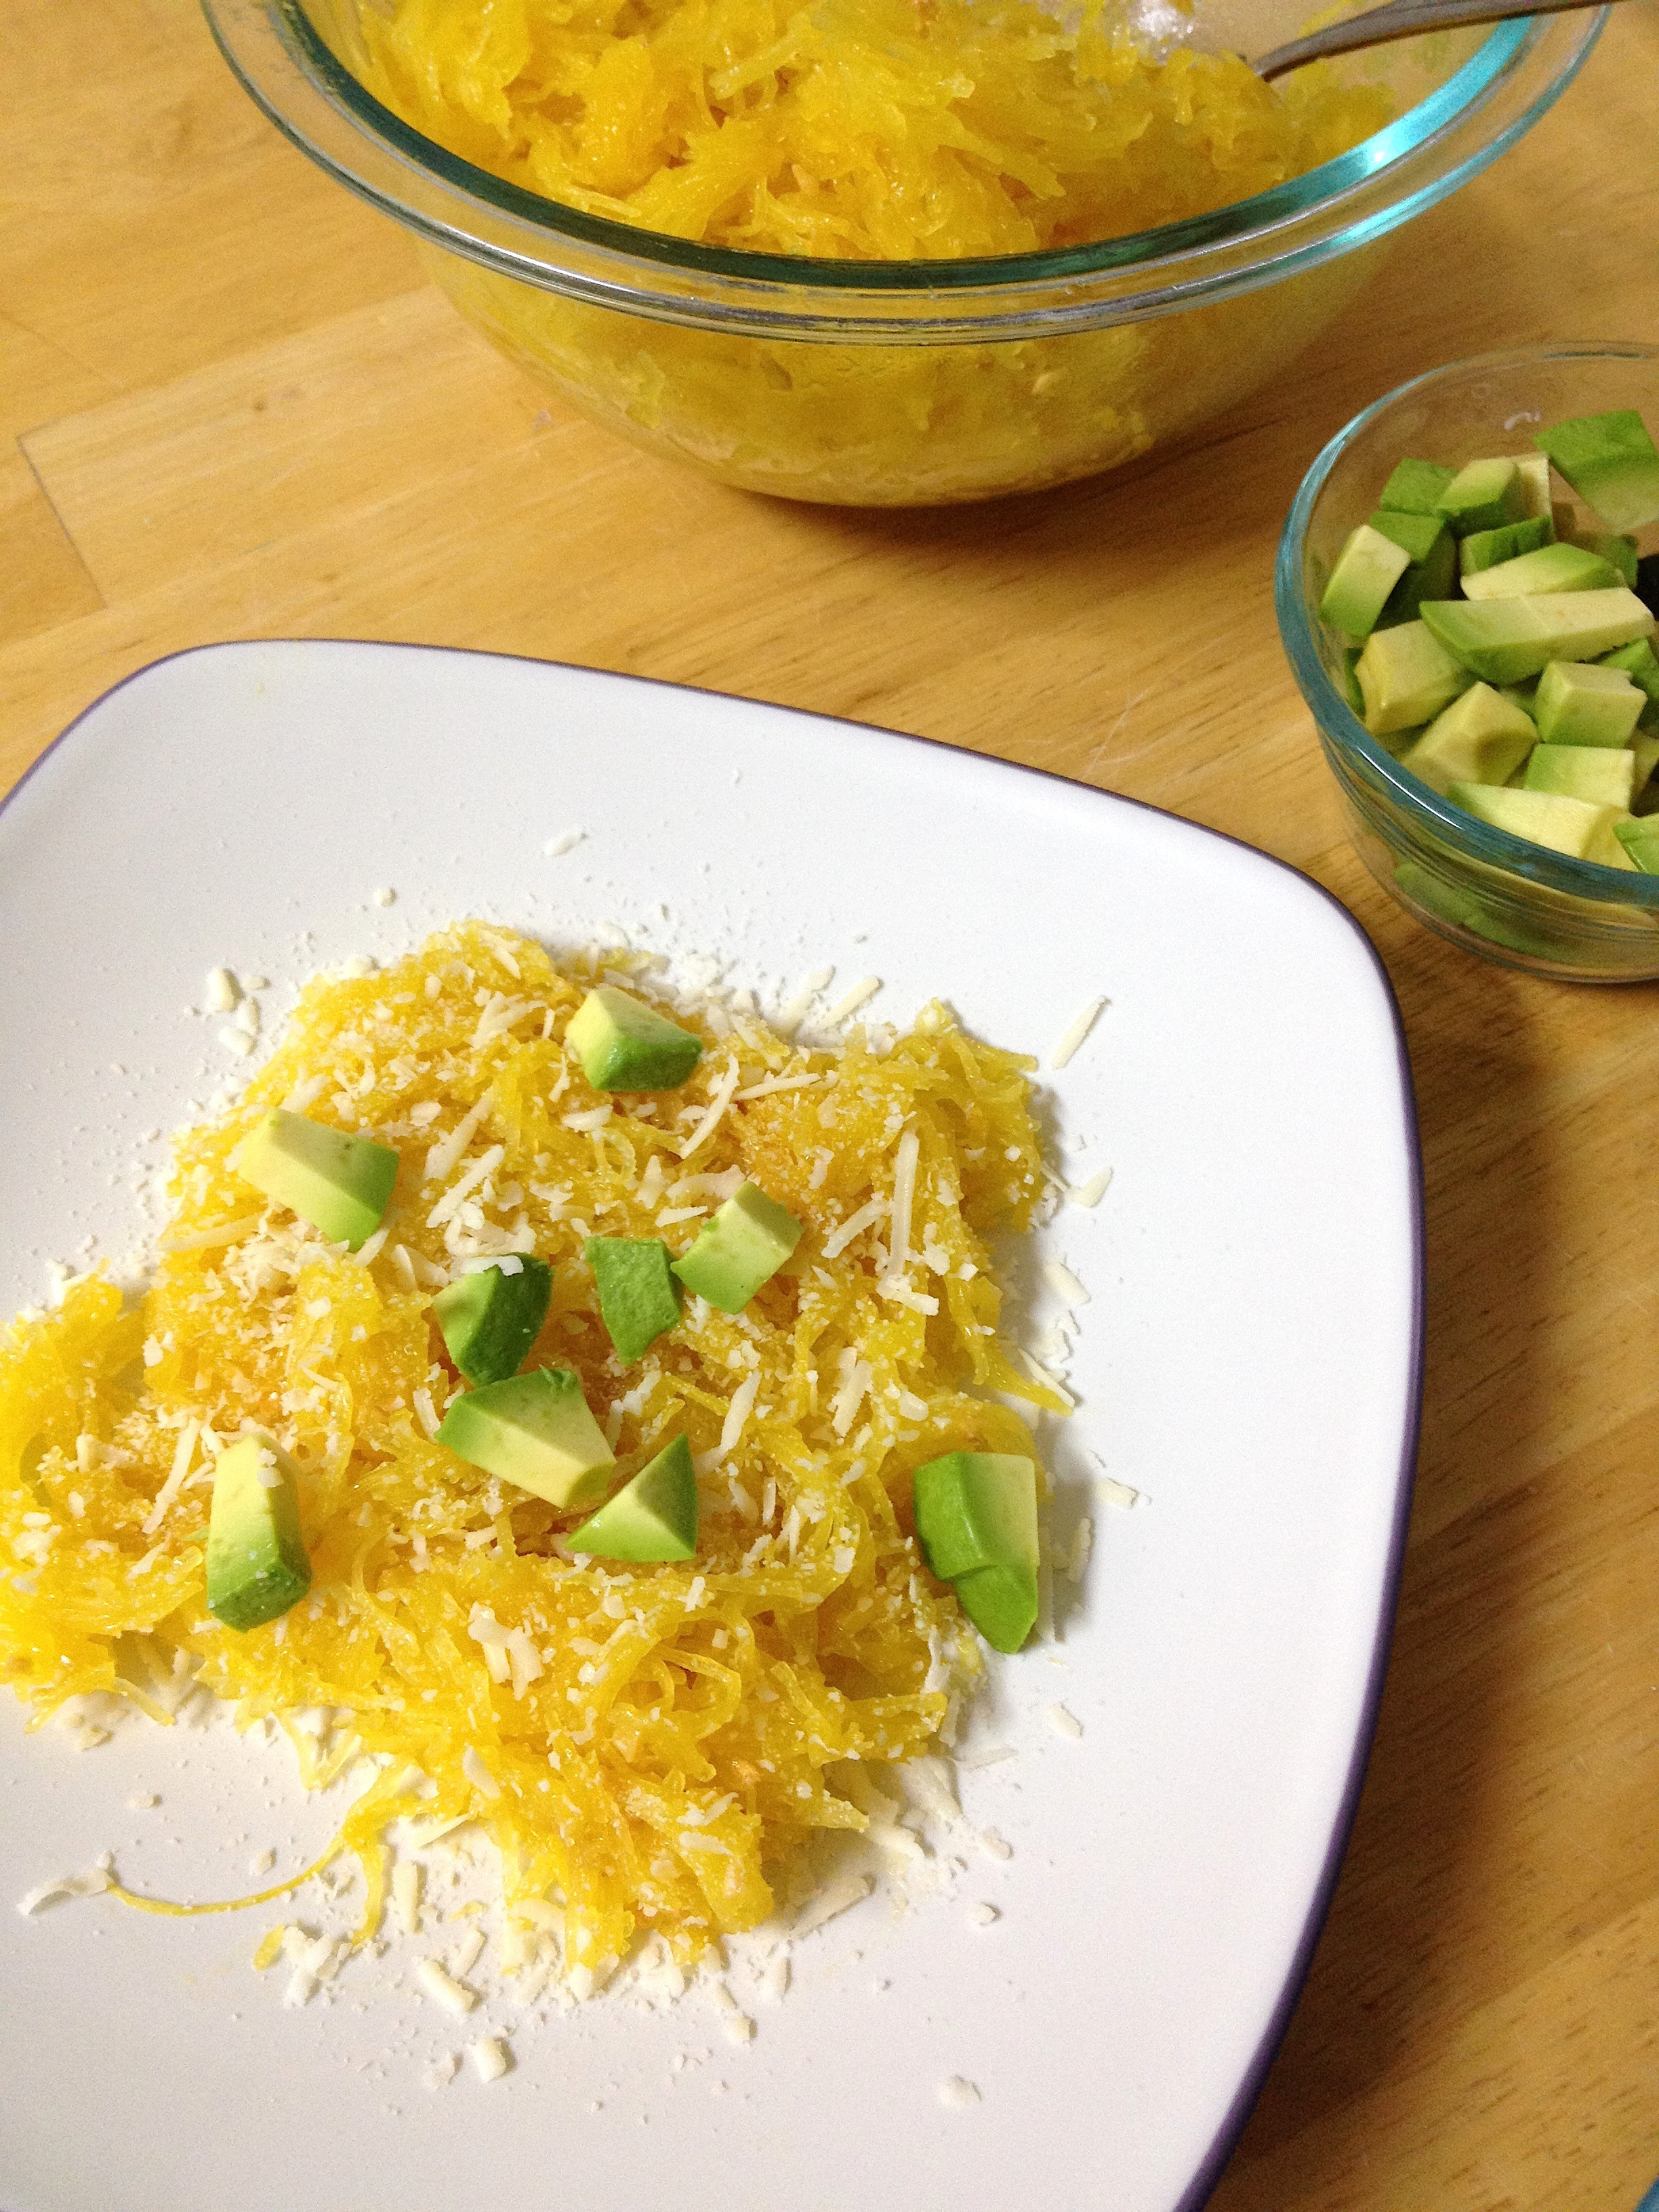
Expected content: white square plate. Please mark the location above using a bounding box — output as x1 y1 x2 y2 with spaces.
0 642 1420 2212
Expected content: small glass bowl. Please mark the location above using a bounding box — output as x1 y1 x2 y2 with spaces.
203 0 1605 506
1277 343 1659 982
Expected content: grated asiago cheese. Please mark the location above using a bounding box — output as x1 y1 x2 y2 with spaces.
1 922 1056 1985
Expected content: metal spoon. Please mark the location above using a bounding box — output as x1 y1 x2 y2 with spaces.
1253 0 1612 82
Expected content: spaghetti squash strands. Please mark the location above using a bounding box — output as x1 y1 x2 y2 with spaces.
1 924 1054 1982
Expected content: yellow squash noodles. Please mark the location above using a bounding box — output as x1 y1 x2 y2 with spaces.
1 924 1062 1984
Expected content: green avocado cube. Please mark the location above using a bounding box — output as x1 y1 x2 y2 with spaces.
1370 510 1446 565
1523 745 1637 809
569 1433 698 1563
672 1183 802 1313
566 987 703 1092
586 1237 681 1364
1631 734 1659 806
1378 458 1456 516
912 1451 1039 1655
1376 516 1458 626
1448 782 1630 865
1459 542 1622 601
436 1368 615 1510
1435 457 1527 537
432 1256 551 1386
1600 639 1659 717
1318 524 1411 640
1420 590 1654 684
1507 451 1555 521
1585 534 1639 590
1355 619 1473 735
1614 816 1659 872
1497 680 1539 723
206 1433 312 1633
1533 660 1644 747
1458 515 1553 577
1340 646 1365 715
234 1109 398 1250
1534 409 1659 534
1397 682 1536 798
951 1564 1041 1656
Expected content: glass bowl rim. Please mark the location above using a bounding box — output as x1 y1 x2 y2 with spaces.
1276 338 1659 917
218 0 1573 297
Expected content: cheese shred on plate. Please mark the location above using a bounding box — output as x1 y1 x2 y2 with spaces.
0 924 1058 1984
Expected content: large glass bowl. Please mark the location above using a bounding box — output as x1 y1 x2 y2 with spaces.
205 0 1604 505
1277 343 1659 982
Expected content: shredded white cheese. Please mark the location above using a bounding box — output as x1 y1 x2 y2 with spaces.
824 977 882 1027
470 2036 512 2083
416 1958 478 2015
1069 1168 1113 1208
1050 996 1107 1070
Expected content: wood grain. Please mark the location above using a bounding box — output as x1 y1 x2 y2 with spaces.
3 2 1658 2204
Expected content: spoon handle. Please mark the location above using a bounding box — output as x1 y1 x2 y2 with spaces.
1254 0 1612 82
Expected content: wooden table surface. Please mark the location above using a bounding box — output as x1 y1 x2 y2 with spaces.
6 2 1659 2203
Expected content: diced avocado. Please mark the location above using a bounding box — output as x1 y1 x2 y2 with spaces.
1378 520 1458 627
566 987 703 1092
1458 516 1553 577
672 1182 802 1313
1435 457 1526 537
1370 510 1446 565
1398 683 1536 798
586 1236 681 1364
1614 816 1659 872
1533 660 1644 748
1459 542 1623 601
1318 525 1411 640
951 1565 1042 1656
568 1434 698 1563
1378 458 1456 516
234 1109 398 1250
1420 589 1654 684
1340 646 1365 716
1534 409 1659 534
1632 734 1659 806
432 1256 552 1386
1601 639 1659 718
1523 745 1637 809
1498 680 1539 723
1355 619 1473 736
912 1451 1039 1656
205 1433 312 1633
1507 451 1554 521
436 1368 615 1510
1586 534 1639 590
1447 781 1626 863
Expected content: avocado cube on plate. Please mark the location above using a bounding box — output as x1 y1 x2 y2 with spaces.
234 1108 398 1251
436 1368 615 1510
569 1434 699 1563
567 987 703 1092
586 1236 682 1364
672 1183 802 1313
432 1256 552 1386
206 1433 312 1633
